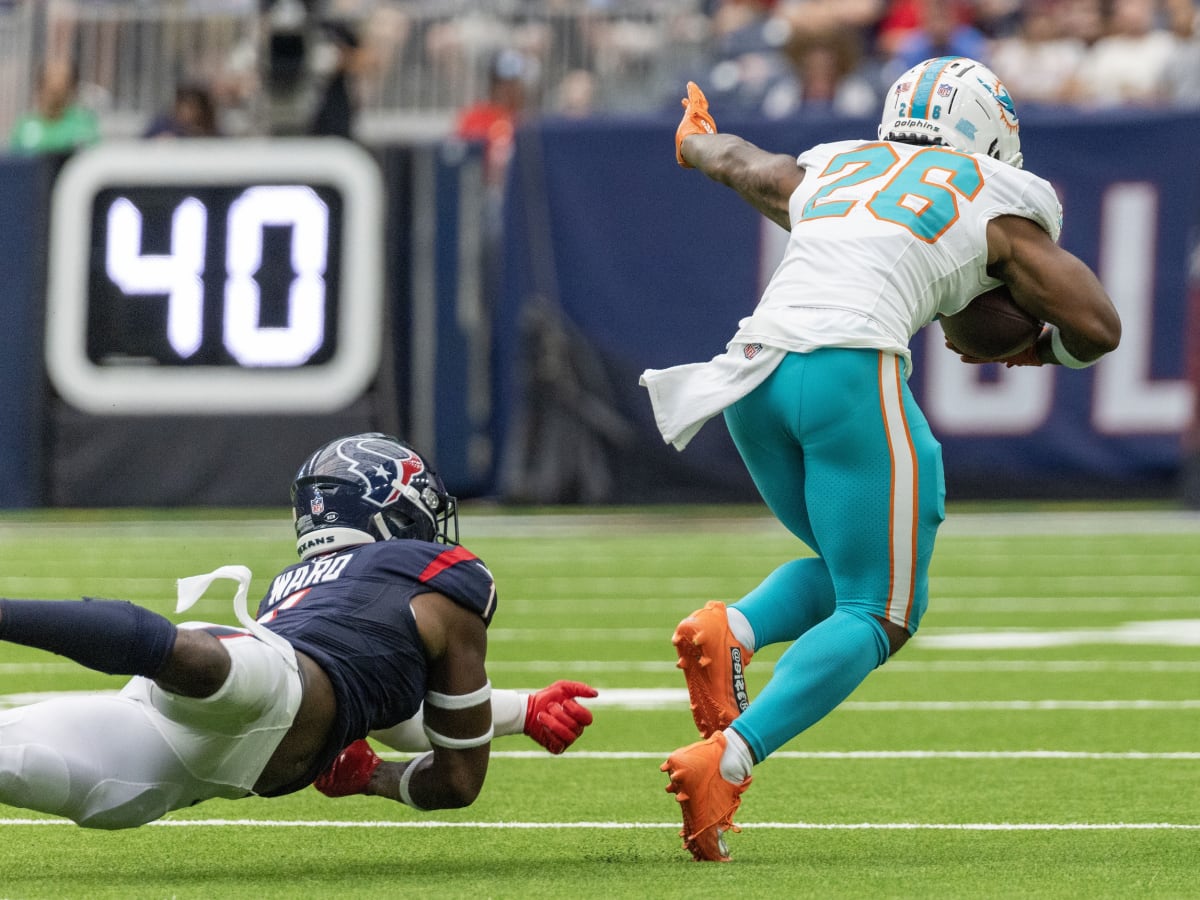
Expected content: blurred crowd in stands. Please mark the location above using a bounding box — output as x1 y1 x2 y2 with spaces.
6 0 1200 159
631 0 1200 120
679 0 1200 119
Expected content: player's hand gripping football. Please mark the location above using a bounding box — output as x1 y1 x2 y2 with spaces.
313 738 382 797
946 332 1046 367
524 680 598 754
676 81 717 168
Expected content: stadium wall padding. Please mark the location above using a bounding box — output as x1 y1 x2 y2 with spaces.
0 157 47 508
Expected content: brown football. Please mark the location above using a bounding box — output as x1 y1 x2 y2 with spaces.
939 286 1043 361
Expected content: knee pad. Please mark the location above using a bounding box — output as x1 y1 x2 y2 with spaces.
75 782 173 830
838 606 891 667
0 733 71 815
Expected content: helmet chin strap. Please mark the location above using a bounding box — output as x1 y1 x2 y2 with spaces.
372 511 396 540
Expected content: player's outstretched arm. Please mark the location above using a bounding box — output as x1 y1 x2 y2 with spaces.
675 82 804 231
369 680 598 755
986 215 1121 367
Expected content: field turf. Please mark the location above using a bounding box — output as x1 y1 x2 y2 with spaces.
0 504 1197 899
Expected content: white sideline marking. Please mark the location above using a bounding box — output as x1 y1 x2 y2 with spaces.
0 818 1196 831
432 750 1200 761
489 621 1200 646
572 690 1200 711
919 620 1200 648
4 688 1200 713
5 659 1200 676
3 508 1200 540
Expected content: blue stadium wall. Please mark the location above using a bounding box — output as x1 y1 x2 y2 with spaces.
2 109 1198 507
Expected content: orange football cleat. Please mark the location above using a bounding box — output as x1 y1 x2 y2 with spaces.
661 731 751 862
672 600 753 738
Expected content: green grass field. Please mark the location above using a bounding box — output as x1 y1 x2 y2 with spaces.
1 504 1198 899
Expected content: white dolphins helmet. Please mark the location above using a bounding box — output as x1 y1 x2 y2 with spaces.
879 56 1023 168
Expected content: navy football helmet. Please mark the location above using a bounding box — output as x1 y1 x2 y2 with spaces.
291 433 459 560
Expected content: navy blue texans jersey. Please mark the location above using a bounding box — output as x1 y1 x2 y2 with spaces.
253 539 496 796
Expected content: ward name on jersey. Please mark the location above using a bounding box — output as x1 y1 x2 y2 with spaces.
253 538 497 795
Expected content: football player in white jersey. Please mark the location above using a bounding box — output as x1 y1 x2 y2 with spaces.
643 57 1121 862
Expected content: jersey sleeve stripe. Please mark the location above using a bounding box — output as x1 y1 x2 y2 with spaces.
417 545 479 583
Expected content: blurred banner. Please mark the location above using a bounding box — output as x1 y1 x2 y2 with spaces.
3 111 1199 507
497 109 1200 503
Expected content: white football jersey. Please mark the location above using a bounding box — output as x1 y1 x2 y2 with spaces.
640 138 1062 450
733 138 1062 365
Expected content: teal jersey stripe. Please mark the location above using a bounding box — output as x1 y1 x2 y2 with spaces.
909 56 958 118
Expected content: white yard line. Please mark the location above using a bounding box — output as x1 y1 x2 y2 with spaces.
3 687 1200 712
4 508 1200 541
0 818 1196 830
457 750 1200 760
5 659 1200 675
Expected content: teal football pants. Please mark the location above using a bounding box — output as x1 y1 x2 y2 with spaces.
722 348 945 761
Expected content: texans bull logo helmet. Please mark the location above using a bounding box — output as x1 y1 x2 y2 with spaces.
291 432 459 560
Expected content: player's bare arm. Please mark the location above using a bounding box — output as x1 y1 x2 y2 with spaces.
367 590 491 809
675 82 803 231
986 214 1121 365
680 134 804 232
255 649 339 793
152 627 231 698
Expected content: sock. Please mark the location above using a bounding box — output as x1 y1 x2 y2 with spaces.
0 597 177 677
726 606 756 653
719 727 754 784
732 558 837 649
733 609 888 762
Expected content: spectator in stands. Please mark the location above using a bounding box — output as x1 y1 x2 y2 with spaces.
884 0 990 79
874 0 977 58
553 68 598 118
774 0 887 112
144 83 222 139
1163 0 1200 106
971 0 1024 40
678 0 799 118
455 49 532 183
1058 0 1108 51
990 0 1087 108
783 28 879 117
9 58 100 156
309 19 376 139
1064 0 1180 106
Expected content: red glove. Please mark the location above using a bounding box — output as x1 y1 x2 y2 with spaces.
313 739 382 797
676 81 717 168
524 680 598 754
